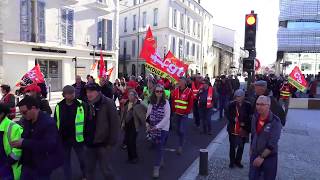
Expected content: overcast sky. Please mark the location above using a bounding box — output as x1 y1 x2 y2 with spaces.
201 0 279 65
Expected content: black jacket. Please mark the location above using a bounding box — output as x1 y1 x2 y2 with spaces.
36 95 52 115
225 100 253 134
54 99 87 142
101 81 114 99
72 81 87 101
20 111 64 175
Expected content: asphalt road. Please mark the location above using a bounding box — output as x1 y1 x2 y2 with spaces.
51 112 226 180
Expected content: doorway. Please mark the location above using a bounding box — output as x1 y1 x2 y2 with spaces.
36 59 62 91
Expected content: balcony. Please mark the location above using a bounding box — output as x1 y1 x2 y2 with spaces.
85 0 111 13
119 54 131 61
62 0 79 5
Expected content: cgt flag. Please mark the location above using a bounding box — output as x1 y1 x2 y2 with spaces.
140 27 188 83
16 64 45 86
288 66 308 92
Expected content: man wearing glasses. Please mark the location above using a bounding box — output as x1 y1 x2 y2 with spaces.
249 95 282 180
12 96 63 179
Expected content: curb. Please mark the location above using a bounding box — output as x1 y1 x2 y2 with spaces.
179 126 228 180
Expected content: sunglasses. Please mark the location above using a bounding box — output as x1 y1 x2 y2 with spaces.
155 90 163 93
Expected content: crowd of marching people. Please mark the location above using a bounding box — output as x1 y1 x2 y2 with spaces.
0 71 319 180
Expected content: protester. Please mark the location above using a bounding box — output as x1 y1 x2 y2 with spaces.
309 73 320 98
72 75 87 101
249 95 282 180
14 96 63 179
99 76 114 99
250 80 286 126
191 74 202 128
113 79 123 101
54 85 87 180
0 104 23 180
279 79 292 117
225 89 253 168
217 75 233 119
120 89 146 164
23 84 52 115
142 78 156 106
84 83 119 180
171 77 194 155
146 84 170 178
0 85 16 119
197 78 214 135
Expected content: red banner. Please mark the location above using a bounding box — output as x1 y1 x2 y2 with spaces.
288 66 308 92
16 64 45 86
106 67 114 77
140 27 188 83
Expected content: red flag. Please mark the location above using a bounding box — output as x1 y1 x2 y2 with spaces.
98 50 106 78
288 66 308 92
140 27 156 62
16 64 45 86
164 51 189 77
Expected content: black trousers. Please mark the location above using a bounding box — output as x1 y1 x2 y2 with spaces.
125 120 138 160
229 134 246 164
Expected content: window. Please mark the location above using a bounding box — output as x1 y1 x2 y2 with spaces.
97 19 105 49
186 41 189 55
132 39 136 58
124 17 127 32
61 8 74 45
106 20 113 50
301 63 312 71
153 8 158 26
187 17 190 33
180 13 184 31
143 12 147 28
197 45 200 59
133 0 137 5
287 21 320 30
20 0 46 43
171 36 176 55
198 23 201 37
179 39 183 58
123 41 127 55
173 9 177 28
193 21 196 35
133 14 136 31
97 19 112 50
192 43 195 56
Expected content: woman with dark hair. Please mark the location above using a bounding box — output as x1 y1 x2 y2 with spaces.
146 85 170 178
120 89 147 164
0 85 16 119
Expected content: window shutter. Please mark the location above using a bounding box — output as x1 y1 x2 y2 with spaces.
20 0 32 42
61 8 67 44
106 20 113 50
37 1 46 43
97 19 103 49
67 10 74 45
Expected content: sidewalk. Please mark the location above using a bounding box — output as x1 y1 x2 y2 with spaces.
180 109 320 180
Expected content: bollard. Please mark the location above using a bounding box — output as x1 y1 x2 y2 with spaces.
199 149 208 176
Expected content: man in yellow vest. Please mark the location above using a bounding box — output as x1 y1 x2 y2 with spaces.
0 104 23 180
279 80 291 117
54 85 87 180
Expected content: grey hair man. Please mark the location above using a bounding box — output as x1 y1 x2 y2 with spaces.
251 80 286 126
249 95 282 180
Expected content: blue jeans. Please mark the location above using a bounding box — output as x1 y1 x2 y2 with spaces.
155 130 169 166
175 114 188 147
193 102 200 127
219 95 229 118
249 154 278 180
199 108 213 133
62 141 86 180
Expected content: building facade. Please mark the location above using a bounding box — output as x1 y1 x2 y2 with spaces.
119 0 214 78
0 0 3 83
277 0 320 75
1 0 119 91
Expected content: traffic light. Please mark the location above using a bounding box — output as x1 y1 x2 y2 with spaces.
243 58 254 71
244 11 257 50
